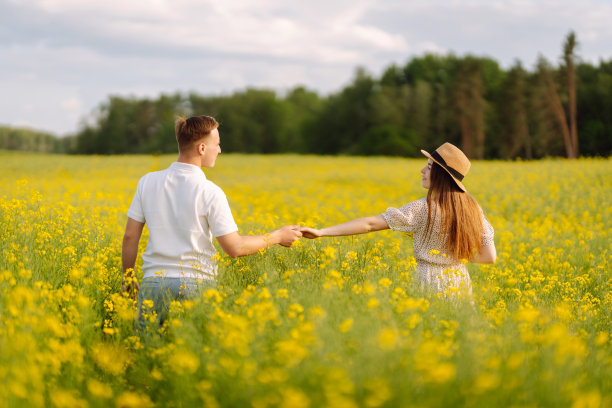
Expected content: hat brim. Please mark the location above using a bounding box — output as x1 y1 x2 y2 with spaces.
421 149 467 192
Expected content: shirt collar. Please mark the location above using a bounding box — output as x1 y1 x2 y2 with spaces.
170 162 207 179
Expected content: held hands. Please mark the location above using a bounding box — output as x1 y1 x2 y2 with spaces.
275 225 302 247
299 227 322 239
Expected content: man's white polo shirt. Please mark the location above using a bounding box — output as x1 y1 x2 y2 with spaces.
127 162 238 280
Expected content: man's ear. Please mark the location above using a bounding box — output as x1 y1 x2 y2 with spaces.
198 143 207 155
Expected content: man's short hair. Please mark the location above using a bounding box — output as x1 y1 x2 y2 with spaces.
175 115 219 151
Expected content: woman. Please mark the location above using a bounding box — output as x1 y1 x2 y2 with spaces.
300 142 496 296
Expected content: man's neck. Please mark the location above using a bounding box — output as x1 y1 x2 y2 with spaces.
176 154 201 167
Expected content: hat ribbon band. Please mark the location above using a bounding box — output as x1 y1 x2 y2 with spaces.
431 151 464 181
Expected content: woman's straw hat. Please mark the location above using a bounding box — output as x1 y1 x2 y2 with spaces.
421 142 470 192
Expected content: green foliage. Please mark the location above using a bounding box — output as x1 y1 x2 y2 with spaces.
0 126 71 153
355 125 420 156
75 93 187 154
576 60 612 156
66 51 612 158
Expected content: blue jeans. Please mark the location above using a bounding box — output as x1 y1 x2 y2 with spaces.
136 276 215 334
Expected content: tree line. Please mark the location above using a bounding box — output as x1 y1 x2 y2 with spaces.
3 32 610 158
0 126 73 153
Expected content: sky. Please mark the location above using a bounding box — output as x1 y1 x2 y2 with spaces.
1 0 612 136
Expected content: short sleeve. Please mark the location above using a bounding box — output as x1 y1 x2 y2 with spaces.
127 177 145 223
481 213 494 246
207 188 239 237
381 199 427 233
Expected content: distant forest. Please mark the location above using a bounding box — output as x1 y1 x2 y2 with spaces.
2 32 611 158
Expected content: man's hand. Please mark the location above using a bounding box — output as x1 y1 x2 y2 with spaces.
122 217 144 299
299 227 322 239
275 225 302 247
121 268 140 301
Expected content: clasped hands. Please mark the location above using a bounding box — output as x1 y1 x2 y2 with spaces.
276 225 322 247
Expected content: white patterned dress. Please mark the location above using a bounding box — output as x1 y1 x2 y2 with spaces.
381 198 494 295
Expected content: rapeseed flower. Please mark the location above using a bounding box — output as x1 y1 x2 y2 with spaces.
0 153 609 407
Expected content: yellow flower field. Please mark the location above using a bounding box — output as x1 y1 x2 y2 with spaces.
0 151 610 407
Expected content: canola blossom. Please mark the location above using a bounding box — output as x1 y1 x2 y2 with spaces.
0 151 610 407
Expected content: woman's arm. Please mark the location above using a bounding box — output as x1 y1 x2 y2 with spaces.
300 215 389 239
472 244 497 264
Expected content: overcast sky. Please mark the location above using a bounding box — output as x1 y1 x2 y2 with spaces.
1 0 611 136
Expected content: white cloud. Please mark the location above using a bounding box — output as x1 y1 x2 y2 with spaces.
1 0 611 135
60 97 82 110
416 41 447 55
7 0 410 64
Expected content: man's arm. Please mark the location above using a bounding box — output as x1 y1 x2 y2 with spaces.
216 225 301 258
121 217 145 299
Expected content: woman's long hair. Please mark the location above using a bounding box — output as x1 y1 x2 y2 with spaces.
425 162 484 261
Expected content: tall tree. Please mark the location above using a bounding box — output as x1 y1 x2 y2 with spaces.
537 56 575 158
403 54 461 150
575 60 612 156
453 57 486 159
563 31 579 157
283 86 323 152
499 61 532 159
410 80 433 140
307 67 376 154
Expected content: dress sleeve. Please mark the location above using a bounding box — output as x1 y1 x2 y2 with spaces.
481 213 494 246
381 199 426 233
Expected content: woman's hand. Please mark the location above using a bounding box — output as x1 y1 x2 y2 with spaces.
300 227 322 239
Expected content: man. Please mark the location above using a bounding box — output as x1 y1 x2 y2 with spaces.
121 115 301 330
